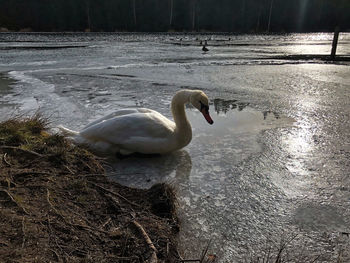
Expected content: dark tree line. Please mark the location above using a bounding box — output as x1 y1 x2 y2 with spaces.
0 0 349 32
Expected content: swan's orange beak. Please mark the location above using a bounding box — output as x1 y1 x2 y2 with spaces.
201 108 214 125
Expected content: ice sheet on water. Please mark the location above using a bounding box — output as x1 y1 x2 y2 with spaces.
0 33 349 261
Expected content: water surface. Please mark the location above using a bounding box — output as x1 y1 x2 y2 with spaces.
0 32 349 261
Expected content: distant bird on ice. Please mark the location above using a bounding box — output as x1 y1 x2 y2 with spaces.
202 45 209 52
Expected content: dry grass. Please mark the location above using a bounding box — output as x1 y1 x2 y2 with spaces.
0 114 180 262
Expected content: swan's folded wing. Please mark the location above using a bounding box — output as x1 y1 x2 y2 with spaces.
79 112 175 147
83 108 156 129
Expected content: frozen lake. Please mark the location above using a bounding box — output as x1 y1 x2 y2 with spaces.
1 32 349 261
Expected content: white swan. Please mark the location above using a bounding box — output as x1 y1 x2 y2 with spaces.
58 89 213 155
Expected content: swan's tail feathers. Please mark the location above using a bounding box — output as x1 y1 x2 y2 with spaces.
57 125 79 136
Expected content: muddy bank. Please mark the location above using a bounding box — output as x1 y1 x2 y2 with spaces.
0 115 179 262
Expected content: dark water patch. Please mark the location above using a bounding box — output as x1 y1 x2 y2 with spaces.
0 40 48 43
57 72 136 80
166 41 333 48
109 73 136 78
57 73 107 80
153 56 305 67
0 45 88 50
269 54 350 62
292 203 347 232
0 73 17 109
152 82 169 87
0 73 14 94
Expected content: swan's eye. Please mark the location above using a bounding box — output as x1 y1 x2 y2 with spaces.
199 101 209 113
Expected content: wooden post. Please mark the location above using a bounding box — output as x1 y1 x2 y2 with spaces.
331 27 340 60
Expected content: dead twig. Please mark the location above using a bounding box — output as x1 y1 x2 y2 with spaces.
0 188 29 215
14 170 51 177
166 241 169 257
0 240 9 247
0 146 43 157
105 193 122 210
177 250 184 262
200 239 212 263
2 153 11 166
77 157 98 171
47 214 67 259
46 188 66 222
64 165 74 174
100 217 112 230
275 234 298 263
89 181 142 208
311 255 321 263
121 230 130 258
71 248 88 257
21 216 26 248
337 249 343 263
132 220 157 263
49 248 61 262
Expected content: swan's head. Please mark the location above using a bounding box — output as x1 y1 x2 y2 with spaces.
190 91 214 125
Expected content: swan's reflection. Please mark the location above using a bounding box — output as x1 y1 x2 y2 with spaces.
107 150 192 189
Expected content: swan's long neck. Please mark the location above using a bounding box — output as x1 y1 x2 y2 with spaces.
171 90 192 145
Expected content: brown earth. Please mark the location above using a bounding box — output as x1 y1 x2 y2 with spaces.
0 115 180 263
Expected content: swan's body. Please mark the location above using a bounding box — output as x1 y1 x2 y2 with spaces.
59 90 213 155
